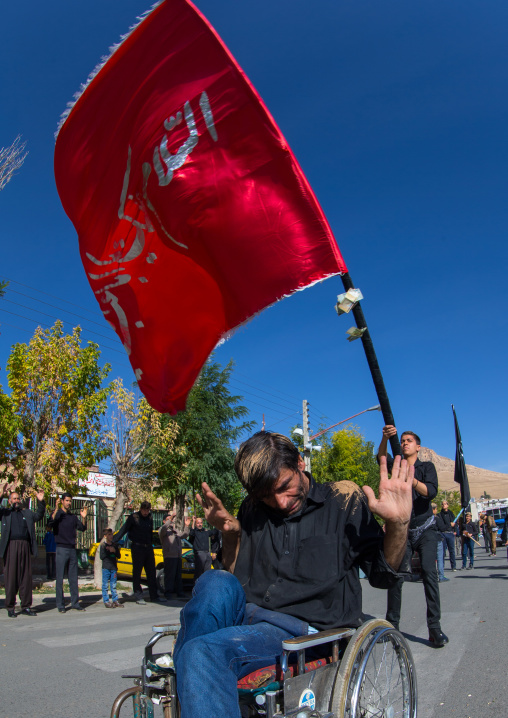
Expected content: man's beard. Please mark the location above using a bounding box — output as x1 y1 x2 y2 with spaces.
276 472 309 517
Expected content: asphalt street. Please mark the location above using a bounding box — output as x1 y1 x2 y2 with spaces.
0 548 506 718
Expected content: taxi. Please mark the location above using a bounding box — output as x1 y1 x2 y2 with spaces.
88 530 195 591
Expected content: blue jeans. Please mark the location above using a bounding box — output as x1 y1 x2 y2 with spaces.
102 568 118 603
442 532 456 569
173 571 300 718
462 538 474 567
436 536 445 579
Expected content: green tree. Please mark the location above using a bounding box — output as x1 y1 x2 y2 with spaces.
435 489 461 516
3 321 111 496
309 425 380 495
155 359 254 520
104 378 180 529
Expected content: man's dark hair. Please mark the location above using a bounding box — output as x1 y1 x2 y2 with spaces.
61 492 72 501
400 431 421 445
140 501 151 511
234 431 301 500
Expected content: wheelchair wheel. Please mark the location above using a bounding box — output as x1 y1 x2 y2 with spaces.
330 619 417 718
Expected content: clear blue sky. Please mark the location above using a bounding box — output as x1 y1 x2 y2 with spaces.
1 1 507 472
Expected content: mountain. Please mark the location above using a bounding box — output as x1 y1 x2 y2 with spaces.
418 447 508 500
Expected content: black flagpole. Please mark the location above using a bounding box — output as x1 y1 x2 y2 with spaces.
340 272 401 457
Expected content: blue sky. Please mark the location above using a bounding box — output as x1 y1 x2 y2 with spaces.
1 1 507 472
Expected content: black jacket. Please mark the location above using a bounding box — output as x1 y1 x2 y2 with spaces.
100 541 121 570
115 511 153 546
439 509 455 532
48 510 87 548
0 499 46 559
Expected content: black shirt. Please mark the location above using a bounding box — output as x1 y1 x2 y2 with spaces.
435 513 447 533
233 476 400 631
189 527 218 553
100 542 121 570
386 456 438 529
10 509 30 541
49 510 87 548
439 509 455 532
116 512 153 546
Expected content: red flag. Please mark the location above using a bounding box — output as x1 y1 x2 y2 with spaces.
54 0 347 413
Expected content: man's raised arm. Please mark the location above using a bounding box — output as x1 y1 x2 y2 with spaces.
196 482 241 573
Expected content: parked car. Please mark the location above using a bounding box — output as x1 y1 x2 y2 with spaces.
88 531 195 591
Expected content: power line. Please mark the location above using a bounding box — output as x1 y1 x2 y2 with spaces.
229 380 299 414
234 370 303 404
2 276 105 318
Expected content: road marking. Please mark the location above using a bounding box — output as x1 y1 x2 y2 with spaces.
9 605 182 632
35 623 172 647
78 646 147 672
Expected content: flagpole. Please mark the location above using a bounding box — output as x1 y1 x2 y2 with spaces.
340 272 401 457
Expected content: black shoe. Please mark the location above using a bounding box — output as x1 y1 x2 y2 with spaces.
20 608 37 616
58 608 66 613
7 610 17 618
429 628 449 648
71 606 86 611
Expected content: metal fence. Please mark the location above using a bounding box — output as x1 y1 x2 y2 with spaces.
114 509 169 532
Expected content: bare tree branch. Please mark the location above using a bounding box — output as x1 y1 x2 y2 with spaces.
0 135 28 191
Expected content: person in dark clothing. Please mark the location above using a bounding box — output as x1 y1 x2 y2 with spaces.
43 525 57 580
100 528 123 608
433 504 449 582
48 493 88 613
439 501 457 570
461 512 478 569
115 501 161 605
479 513 492 554
189 517 219 579
378 426 448 648
159 513 191 599
0 483 46 617
173 430 413 718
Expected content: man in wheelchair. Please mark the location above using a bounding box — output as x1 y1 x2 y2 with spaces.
173 431 413 718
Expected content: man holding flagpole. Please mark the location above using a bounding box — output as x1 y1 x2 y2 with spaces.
378 426 448 648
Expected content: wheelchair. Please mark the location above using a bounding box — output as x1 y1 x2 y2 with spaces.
110 619 417 718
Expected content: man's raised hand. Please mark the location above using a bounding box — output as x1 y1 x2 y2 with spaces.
363 455 413 525
196 482 240 534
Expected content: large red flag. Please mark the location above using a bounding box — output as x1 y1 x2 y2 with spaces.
54 0 347 413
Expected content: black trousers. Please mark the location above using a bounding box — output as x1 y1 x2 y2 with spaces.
131 544 158 600
4 540 33 610
386 525 441 630
46 551 56 579
56 546 79 609
194 551 212 580
163 556 184 596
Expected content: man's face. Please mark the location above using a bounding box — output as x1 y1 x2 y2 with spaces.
442 502 448 510
432 506 438 514
62 497 72 510
196 518 203 529
140 507 150 517
165 515 172 524
8 493 21 508
261 456 309 516
400 434 420 459
466 513 472 521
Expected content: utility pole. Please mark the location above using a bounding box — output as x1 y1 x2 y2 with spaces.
302 399 311 471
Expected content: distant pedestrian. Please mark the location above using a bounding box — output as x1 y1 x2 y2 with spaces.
433 504 449 582
100 528 123 608
115 501 162 605
49 493 88 613
479 513 492 554
484 513 497 556
461 512 478 569
159 513 191 598
438 501 457 570
43 525 57 580
0 483 46 617
189 517 219 580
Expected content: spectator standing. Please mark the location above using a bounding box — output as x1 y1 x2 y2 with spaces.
438 501 457 570
49 493 88 613
159 513 191 599
461 512 478 569
115 501 161 605
0 483 46 617
433 504 449 582
100 528 123 608
378 426 448 648
479 513 492 554
484 513 497 556
43 525 57 580
189 517 219 579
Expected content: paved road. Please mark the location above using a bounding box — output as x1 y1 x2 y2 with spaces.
1 549 506 718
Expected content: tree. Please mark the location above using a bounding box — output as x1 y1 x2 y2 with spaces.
154 359 254 521
3 321 111 496
104 378 180 530
308 425 380 496
435 489 461 517
0 135 28 191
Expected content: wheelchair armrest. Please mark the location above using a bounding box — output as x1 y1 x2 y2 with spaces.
281 627 355 651
151 624 180 636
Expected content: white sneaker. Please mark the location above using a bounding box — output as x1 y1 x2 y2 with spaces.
136 598 147 605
